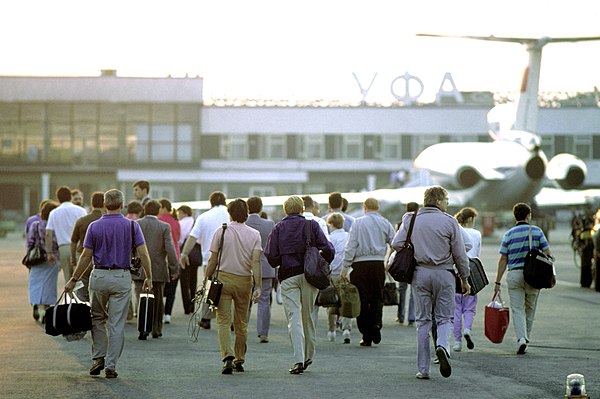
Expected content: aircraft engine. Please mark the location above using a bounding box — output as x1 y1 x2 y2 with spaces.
455 166 481 189
525 154 546 180
546 153 587 189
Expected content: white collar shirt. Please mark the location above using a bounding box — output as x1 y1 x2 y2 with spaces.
189 205 230 265
46 201 87 245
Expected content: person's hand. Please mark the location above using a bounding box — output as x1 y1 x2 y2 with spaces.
64 277 76 293
252 287 261 304
47 254 57 265
171 272 179 281
180 254 189 269
340 268 347 279
143 278 153 291
461 279 471 296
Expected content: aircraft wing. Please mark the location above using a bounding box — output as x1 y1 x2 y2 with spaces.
534 187 600 208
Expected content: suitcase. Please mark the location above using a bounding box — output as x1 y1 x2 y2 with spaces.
467 257 489 295
137 292 155 334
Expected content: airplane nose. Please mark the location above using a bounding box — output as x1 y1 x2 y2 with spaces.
525 155 546 180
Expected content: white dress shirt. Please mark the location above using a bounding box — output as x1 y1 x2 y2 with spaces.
46 201 87 246
189 205 229 265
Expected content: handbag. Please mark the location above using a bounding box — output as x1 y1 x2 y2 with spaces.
484 292 510 344
335 278 361 318
315 284 340 307
524 225 556 289
388 212 417 283
455 257 489 295
22 221 47 268
130 221 142 277
200 224 227 312
45 291 92 337
383 281 399 306
303 219 331 290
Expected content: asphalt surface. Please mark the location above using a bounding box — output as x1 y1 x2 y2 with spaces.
1 225 599 399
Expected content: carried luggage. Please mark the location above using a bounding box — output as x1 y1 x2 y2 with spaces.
524 226 556 289
382 275 399 306
45 291 92 337
303 220 331 290
467 257 489 295
316 284 340 307
388 213 417 283
336 278 361 318
484 292 510 344
137 290 155 334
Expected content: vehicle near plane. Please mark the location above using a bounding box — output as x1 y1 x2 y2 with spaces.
174 34 600 214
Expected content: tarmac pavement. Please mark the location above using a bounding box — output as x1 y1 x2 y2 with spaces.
0 225 599 399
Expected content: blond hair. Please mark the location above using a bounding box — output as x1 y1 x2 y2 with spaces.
284 195 304 215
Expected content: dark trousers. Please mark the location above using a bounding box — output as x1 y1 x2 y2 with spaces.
350 260 385 343
180 243 201 314
164 279 177 316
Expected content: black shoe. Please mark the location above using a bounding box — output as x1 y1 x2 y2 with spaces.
371 326 382 344
104 369 118 379
359 339 372 347
436 346 451 378
89 358 105 376
464 332 474 350
222 359 233 374
289 363 304 374
234 362 244 372
152 333 162 339
138 333 148 340
303 359 312 371
33 305 39 321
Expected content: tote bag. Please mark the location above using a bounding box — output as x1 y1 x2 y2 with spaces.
484 292 510 344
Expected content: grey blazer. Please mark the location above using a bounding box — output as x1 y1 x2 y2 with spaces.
245 213 276 279
137 215 179 283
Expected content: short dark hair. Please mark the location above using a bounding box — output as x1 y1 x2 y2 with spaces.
56 186 72 203
209 191 226 207
228 199 248 223
91 192 104 209
247 196 263 214
302 195 315 211
406 202 419 212
455 207 478 225
177 205 192 217
341 197 349 212
40 201 58 220
127 200 143 215
133 180 150 192
144 200 161 216
159 198 172 212
328 192 343 209
513 202 531 222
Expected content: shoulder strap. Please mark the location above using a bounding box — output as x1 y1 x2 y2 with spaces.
405 213 417 245
131 220 137 257
528 224 533 250
214 223 227 279
305 219 312 248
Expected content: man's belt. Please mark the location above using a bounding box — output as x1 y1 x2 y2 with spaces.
94 265 128 270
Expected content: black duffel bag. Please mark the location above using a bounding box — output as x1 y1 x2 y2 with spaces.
45 291 92 336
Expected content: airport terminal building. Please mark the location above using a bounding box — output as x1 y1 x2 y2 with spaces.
1 71 599 219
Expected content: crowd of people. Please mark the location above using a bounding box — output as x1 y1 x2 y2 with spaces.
26 181 581 381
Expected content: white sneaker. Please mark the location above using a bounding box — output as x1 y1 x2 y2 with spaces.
327 331 336 341
416 372 430 379
164 314 171 324
342 329 350 344
453 342 462 352
276 287 283 305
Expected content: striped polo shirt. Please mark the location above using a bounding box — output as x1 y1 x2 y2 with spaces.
499 222 550 270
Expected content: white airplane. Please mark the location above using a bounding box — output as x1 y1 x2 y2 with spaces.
174 34 600 213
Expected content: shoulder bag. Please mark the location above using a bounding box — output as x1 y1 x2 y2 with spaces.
200 223 227 312
303 219 331 290
388 213 417 283
523 225 556 289
22 221 47 268
130 220 142 277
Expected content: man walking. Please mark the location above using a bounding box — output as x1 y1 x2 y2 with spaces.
245 196 275 343
340 198 395 347
46 186 86 284
322 192 355 232
181 191 229 329
136 200 180 339
70 191 105 302
494 202 551 355
65 189 152 379
392 186 470 379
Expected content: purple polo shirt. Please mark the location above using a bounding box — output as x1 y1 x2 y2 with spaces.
84 213 145 268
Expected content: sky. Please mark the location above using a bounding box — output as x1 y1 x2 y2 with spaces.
1 0 599 103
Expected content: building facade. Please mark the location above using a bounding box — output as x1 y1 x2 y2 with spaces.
1 73 599 221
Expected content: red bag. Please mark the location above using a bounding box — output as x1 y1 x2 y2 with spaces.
484 292 510 344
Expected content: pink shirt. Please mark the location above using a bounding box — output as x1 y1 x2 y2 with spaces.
209 222 261 277
159 213 181 260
